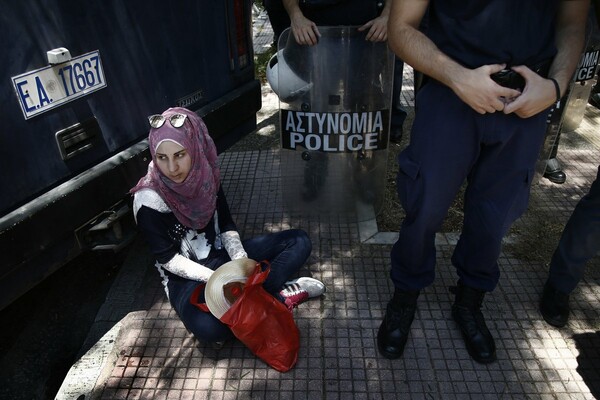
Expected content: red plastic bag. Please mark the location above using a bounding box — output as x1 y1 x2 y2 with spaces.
220 261 300 372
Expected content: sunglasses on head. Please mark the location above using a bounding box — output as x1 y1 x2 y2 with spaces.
148 113 188 129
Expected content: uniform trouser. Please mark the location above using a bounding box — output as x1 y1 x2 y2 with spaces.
548 166 600 293
390 82 550 292
263 0 289 40
168 229 312 343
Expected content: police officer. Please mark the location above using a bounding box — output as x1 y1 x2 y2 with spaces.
543 3 600 184
377 0 589 364
540 0 600 329
265 0 408 140
540 166 600 328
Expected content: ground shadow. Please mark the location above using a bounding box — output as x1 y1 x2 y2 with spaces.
574 331 600 398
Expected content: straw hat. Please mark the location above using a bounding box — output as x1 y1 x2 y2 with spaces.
205 258 258 319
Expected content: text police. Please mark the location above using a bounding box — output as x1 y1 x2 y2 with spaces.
575 50 599 82
281 110 389 152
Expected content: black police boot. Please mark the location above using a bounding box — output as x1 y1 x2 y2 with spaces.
377 289 419 359
543 158 566 184
539 281 570 328
389 125 403 144
589 91 600 110
451 282 496 364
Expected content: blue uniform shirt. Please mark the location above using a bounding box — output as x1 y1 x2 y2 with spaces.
427 0 560 68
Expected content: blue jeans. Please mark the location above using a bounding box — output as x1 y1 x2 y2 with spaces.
168 229 312 343
548 166 600 294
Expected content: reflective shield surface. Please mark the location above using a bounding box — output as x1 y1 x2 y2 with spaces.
276 26 394 221
537 11 599 180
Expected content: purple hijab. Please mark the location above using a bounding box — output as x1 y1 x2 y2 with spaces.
131 107 220 230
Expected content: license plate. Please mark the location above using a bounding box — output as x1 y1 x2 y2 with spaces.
11 50 107 119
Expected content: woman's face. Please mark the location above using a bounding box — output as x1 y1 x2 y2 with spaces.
155 140 192 183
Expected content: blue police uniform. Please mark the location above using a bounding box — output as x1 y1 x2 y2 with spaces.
264 0 408 134
548 166 600 293
540 164 600 327
265 0 382 38
390 0 561 292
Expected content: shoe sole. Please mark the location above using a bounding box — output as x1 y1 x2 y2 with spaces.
295 277 326 296
377 343 404 360
544 177 566 184
467 349 496 364
377 325 409 360
540 309 568 328
460 334 497 364
542 316 567 328
452 312 497 364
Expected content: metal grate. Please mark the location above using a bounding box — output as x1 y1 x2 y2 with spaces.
55 117 100 160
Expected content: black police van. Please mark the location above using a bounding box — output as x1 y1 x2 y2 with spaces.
0 0 261 310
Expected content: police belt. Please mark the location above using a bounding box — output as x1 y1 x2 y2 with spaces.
490 59 552 91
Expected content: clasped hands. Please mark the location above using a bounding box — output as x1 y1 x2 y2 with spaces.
454 64 558 118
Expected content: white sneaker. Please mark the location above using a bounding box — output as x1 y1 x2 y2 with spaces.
280 277 326 309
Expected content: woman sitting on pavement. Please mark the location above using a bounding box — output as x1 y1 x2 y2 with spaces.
130 107 325 346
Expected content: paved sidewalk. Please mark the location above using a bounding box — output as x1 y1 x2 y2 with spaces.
252 4 275 55
57 10 600 400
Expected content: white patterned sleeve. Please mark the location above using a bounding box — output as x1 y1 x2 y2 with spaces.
162 254 214 281
221 230 248 260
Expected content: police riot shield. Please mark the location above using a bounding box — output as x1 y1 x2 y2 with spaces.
274 26 394 221
537 9 600 178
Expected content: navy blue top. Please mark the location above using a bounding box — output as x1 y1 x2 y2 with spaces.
301 0 381 25
426 0 560 68
136 186 237 265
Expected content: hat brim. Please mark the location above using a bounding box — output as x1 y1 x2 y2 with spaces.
205 258 258 319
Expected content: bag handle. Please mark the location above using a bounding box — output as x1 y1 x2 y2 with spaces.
245 260 271 286
190 283 210 312
189 259 271 312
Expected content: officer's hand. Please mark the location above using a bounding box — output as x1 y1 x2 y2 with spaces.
358 15 388 42
451 64 521 114
291 15 321 46
503 65 557 118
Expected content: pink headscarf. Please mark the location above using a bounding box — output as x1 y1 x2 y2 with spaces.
131 107 220 230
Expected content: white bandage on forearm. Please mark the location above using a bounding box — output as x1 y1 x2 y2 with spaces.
163 254 214 281
221 230 248 260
